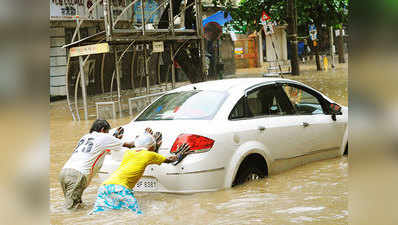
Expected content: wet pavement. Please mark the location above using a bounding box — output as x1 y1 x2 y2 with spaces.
50 62 348 225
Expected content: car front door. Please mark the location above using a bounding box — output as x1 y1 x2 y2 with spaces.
280 82 346 154
229 83 306 159
249 84 310 159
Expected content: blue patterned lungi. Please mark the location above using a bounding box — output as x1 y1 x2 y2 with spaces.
89 184 142 215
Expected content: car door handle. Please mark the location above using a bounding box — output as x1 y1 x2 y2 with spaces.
301 122 310 127
258 126 266 131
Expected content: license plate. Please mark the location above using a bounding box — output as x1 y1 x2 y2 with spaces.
134 177 158 192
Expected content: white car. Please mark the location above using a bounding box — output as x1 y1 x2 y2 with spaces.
99 78 348 193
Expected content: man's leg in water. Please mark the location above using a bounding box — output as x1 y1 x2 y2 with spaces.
120 187 142 214
59 168 87 209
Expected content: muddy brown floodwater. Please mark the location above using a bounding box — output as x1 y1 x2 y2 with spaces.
50 63 348 225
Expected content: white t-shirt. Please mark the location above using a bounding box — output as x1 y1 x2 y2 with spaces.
62 132 123 180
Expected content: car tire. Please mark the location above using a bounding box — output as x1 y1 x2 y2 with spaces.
233 165 266 186
344 142 348 155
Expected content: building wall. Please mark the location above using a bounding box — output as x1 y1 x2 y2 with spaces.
50 27 67 96
234 35 258 69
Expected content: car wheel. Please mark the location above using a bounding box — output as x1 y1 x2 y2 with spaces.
246 171 262 181
234 166 266 186
344 143 348 155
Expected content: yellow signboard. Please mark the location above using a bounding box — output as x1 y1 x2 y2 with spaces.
234 47 243 55
70 43 110 57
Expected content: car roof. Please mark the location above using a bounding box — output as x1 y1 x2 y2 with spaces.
170 78 290 94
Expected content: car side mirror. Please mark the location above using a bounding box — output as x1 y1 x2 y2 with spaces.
329 103 342 121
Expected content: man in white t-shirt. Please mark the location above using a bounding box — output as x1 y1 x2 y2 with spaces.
59 119 135 209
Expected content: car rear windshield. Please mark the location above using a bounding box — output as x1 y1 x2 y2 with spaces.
135 90 228 121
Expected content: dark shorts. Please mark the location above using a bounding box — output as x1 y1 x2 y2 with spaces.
59 168 88 209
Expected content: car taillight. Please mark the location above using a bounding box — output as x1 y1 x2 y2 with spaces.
170 134 215 153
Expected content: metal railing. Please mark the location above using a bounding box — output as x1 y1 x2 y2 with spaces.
96 101 117 119
128 91 166 115
62 0 205 121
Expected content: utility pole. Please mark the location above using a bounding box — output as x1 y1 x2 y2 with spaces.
309 23 321 71
287 0 300 75
330 26 335 68
337 27 346 63
314 39 321 70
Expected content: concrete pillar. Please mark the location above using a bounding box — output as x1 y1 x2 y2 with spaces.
281 29 288 61
258 31 264 66
265 27 288 62
265 34 274 62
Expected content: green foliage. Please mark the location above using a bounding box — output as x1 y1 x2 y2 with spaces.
216 0 349 34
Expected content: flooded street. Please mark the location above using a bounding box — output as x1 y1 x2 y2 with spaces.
50 63 348 225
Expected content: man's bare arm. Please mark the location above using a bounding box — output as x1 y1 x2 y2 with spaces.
164 155 179 163
122 141 135 148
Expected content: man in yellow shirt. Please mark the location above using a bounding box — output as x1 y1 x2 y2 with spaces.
89 129 191 214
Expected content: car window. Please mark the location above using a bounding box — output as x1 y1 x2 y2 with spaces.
246 85 294 117
282 84 324 115
135 90 228 121
229 97 245 120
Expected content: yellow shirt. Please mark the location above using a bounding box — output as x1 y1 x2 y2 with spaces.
103 149 166 189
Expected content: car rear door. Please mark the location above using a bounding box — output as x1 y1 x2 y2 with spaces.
227 93 265 152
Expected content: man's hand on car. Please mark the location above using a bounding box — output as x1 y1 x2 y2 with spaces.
113 127 124 139
145 127 153 135
153 131 162 152
164 143 191 164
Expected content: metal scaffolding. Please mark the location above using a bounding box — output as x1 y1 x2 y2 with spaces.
63 0 206 121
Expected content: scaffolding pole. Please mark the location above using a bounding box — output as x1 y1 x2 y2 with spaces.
78 55 89 120
103 0 112 41
140 0 146 35
75 18 89 120
101 53 105 93
131 51 137 95
195 0 206 79
65 54 76 121
170 43 176 89
169 0 175 35
144 44 150 95
114 47 122 117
